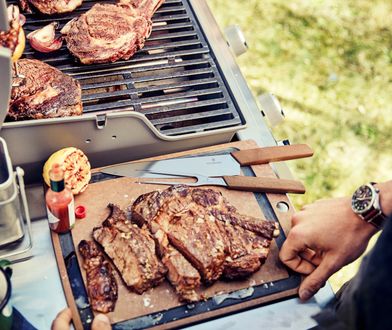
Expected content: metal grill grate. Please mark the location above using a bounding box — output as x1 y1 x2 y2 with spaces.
7 0 244 136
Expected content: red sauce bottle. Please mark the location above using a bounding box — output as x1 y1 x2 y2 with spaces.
45 163 75 233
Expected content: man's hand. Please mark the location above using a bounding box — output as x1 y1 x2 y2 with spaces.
279 197 378 301
51 308 111 330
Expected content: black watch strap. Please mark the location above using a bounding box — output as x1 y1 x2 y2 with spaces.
364 182 387 229
363 208 388 229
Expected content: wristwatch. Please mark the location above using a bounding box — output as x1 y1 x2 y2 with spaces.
351 182 388 229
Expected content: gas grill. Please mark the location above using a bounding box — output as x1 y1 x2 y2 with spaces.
0 1 337 329
21 0 243 135
1 0 248 183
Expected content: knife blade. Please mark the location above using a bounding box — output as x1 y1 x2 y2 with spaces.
100 144 313 178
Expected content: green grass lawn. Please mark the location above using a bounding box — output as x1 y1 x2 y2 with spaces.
208 0 392 291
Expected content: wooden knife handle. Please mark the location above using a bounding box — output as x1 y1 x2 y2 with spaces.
231 144 314 166
222 176 306 194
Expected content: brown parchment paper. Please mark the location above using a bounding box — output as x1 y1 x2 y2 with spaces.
54 140 299 326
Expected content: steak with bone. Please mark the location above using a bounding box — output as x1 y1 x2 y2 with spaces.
78 240 118 313
131 190 201 301
8 59 82 120
93 204 166 294
19 0 83 14
130 185 279 299
61 0 165 64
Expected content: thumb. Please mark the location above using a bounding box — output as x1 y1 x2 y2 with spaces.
299 256 339 301
91 314 112 330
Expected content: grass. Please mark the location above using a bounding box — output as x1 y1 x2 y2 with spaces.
208 0 392 291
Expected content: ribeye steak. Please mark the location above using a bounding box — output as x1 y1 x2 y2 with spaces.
61 0 165 64
20 0 83 14
8 59 82 120
130 185 280 300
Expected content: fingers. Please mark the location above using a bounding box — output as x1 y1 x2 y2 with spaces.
92 314 112 330
299 248 322 266
51 308 72 330
299 257 339 301
279 232 315 274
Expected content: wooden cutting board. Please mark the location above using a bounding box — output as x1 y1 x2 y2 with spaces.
51 140 300 329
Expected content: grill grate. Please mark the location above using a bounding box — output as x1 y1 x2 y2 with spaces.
7 0 244 136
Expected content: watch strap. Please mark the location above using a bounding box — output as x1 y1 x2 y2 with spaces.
363 182 387 229
362 208 387 229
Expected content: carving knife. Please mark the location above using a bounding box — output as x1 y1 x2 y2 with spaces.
100 144 313 178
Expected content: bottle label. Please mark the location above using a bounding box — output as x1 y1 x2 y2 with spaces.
47 206 60 225
68 198 75 228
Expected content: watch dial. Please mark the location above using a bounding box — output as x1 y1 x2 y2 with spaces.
352 185 373 213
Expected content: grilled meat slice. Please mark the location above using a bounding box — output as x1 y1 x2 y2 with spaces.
8 59 82 120
78 240 118 313
20 0 83 14
131 192 201 301
61 0 164 64
216 221 271 279
93 204 166 294
154 197 227 283
161 246 201 302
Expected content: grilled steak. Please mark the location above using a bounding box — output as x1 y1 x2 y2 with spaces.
131 185 279 285
20 0 83 14
61 0 165 64
78 240 118 313
93 204 166 294
8 59 82 120
131 190 201 301
154 195 227 282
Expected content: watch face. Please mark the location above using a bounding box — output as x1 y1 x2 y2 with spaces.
352 184 375 214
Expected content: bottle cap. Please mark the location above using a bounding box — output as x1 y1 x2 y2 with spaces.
75 205 86 219
49 163 64 182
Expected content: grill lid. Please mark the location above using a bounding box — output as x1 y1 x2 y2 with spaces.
4 0 244 136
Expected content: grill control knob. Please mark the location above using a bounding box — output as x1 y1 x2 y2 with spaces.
259 93 285 127
224 25 248 57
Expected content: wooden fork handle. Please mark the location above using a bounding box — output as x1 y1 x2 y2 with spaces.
222 176 306 194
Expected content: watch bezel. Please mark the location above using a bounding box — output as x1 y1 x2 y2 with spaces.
351 183 378 215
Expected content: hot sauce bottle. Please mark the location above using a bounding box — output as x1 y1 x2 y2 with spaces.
45 163 75 233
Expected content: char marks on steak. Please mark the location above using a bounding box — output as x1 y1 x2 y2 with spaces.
8 59 82 120
62 0 165 64
78 240 118 313
93 204 166 294
20 0 83 14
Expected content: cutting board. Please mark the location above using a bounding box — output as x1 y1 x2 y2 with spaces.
51 140 300 330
